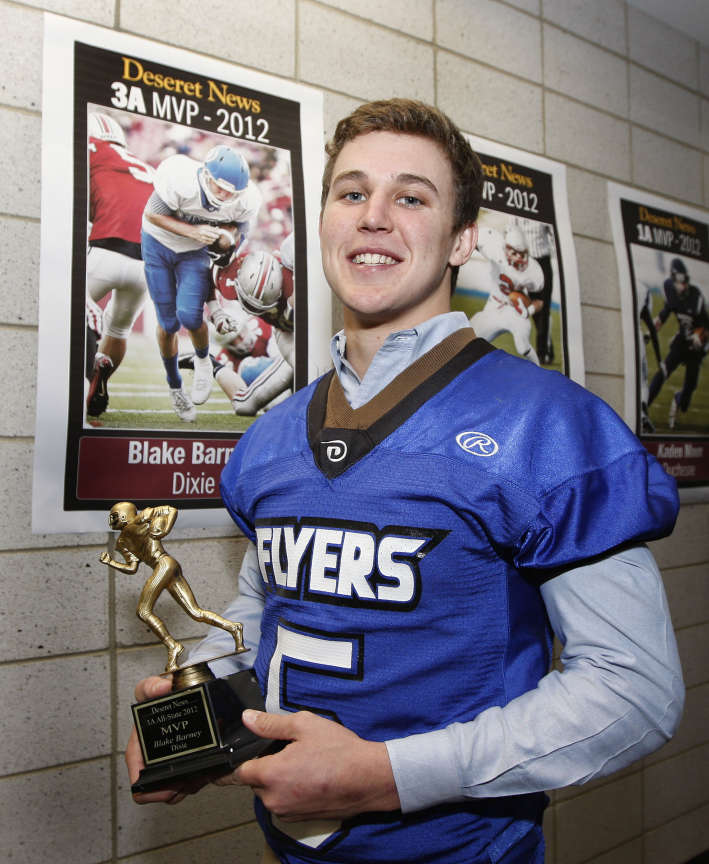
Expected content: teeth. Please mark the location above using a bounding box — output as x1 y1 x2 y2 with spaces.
352 253 397 265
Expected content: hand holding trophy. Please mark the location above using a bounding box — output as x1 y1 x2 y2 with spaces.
102 502 277 795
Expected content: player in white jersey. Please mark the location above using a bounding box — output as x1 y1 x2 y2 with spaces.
141 145 262 421
469 224 544 365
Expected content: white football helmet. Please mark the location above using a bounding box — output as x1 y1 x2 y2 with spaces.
88 112 127 148
504 226 529 272
237 252 283 314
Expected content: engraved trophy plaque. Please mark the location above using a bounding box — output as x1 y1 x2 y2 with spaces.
101 502 276 793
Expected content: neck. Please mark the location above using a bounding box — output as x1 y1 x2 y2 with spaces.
342 300 451 379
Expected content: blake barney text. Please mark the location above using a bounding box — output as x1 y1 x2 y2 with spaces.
127 440 235 466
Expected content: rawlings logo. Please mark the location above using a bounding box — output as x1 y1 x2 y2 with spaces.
322 439 347 462
456 430 499 457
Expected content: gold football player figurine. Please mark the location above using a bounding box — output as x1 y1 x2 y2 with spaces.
101 502 247 672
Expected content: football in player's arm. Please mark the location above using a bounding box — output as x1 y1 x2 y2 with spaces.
126 100 683 864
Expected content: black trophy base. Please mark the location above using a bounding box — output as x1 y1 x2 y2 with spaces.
131 665 280 794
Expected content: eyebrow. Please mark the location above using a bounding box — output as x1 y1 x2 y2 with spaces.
332 169 440 196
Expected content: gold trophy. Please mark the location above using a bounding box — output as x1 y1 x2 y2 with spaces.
102 502 276 793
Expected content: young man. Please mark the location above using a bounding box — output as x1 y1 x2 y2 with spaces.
127 100 683 863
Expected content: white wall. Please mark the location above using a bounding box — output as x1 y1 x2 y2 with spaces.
0 1 708 862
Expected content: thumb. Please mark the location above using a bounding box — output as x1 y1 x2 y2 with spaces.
242 709 296 741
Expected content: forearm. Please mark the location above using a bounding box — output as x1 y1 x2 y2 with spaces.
387 545 684 812
144 210 201 242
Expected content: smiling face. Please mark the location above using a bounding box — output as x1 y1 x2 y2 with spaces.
319 131 476 331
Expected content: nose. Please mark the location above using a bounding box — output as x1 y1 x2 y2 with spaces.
358 192 392 232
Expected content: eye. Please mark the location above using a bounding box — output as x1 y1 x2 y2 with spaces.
397 194 423 207
342 190 366 203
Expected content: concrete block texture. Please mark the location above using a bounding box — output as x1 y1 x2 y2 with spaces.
544 24 628 117
565 167 613 243
580 305 624 376
702 47 709 96
542 0 626 55
628 6 698 90
317 0 433 41
644 800 709 864
0 108 41 219
116 771 256 857
631 126 703 206
120 821 267 864
120 0 296 79
0 1 42 110
438 52 543 152
0 327 38 437
650 503 709 570
583 374 624 417
674 622 709 689
0 216 40 326
630 65 701 149
506 0 539 14
554 772 643 864
0 439 108 551
298 1 434 103
0 759 111 864
15 0 113 26
644 742 709 830
0 546 109 661
574 236 621 309
545 92 631 179
0 654 110 774
436 0 542 83
662 562 709 630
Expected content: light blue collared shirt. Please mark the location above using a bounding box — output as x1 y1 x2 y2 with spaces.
330 311 470 409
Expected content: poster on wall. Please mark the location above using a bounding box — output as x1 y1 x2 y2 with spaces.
608 182 709 499
33 15 329 533
455 135 583 384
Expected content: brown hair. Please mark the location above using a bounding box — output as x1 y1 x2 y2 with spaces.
321 98 483 233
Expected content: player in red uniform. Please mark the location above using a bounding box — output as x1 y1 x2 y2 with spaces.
206 234 295 414
86 112 155 417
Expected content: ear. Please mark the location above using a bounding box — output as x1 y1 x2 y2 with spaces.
449 223 477 268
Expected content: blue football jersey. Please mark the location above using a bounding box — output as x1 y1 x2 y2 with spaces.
220 333 678 863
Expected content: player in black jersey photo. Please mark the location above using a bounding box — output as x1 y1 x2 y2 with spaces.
647 257 709 430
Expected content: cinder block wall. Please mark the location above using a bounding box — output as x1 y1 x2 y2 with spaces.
1 1 708 863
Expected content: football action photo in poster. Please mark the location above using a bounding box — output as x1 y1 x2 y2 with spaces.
609 182 709 497
454 135 583 384
33 16 327 533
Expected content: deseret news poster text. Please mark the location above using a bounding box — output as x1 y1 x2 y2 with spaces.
33 15 328 533
609 183 709 499
455 135 584 384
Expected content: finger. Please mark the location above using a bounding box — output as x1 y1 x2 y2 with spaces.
134 674 172 702
241 709 296 741
212 767 248 787
132 786 185 805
